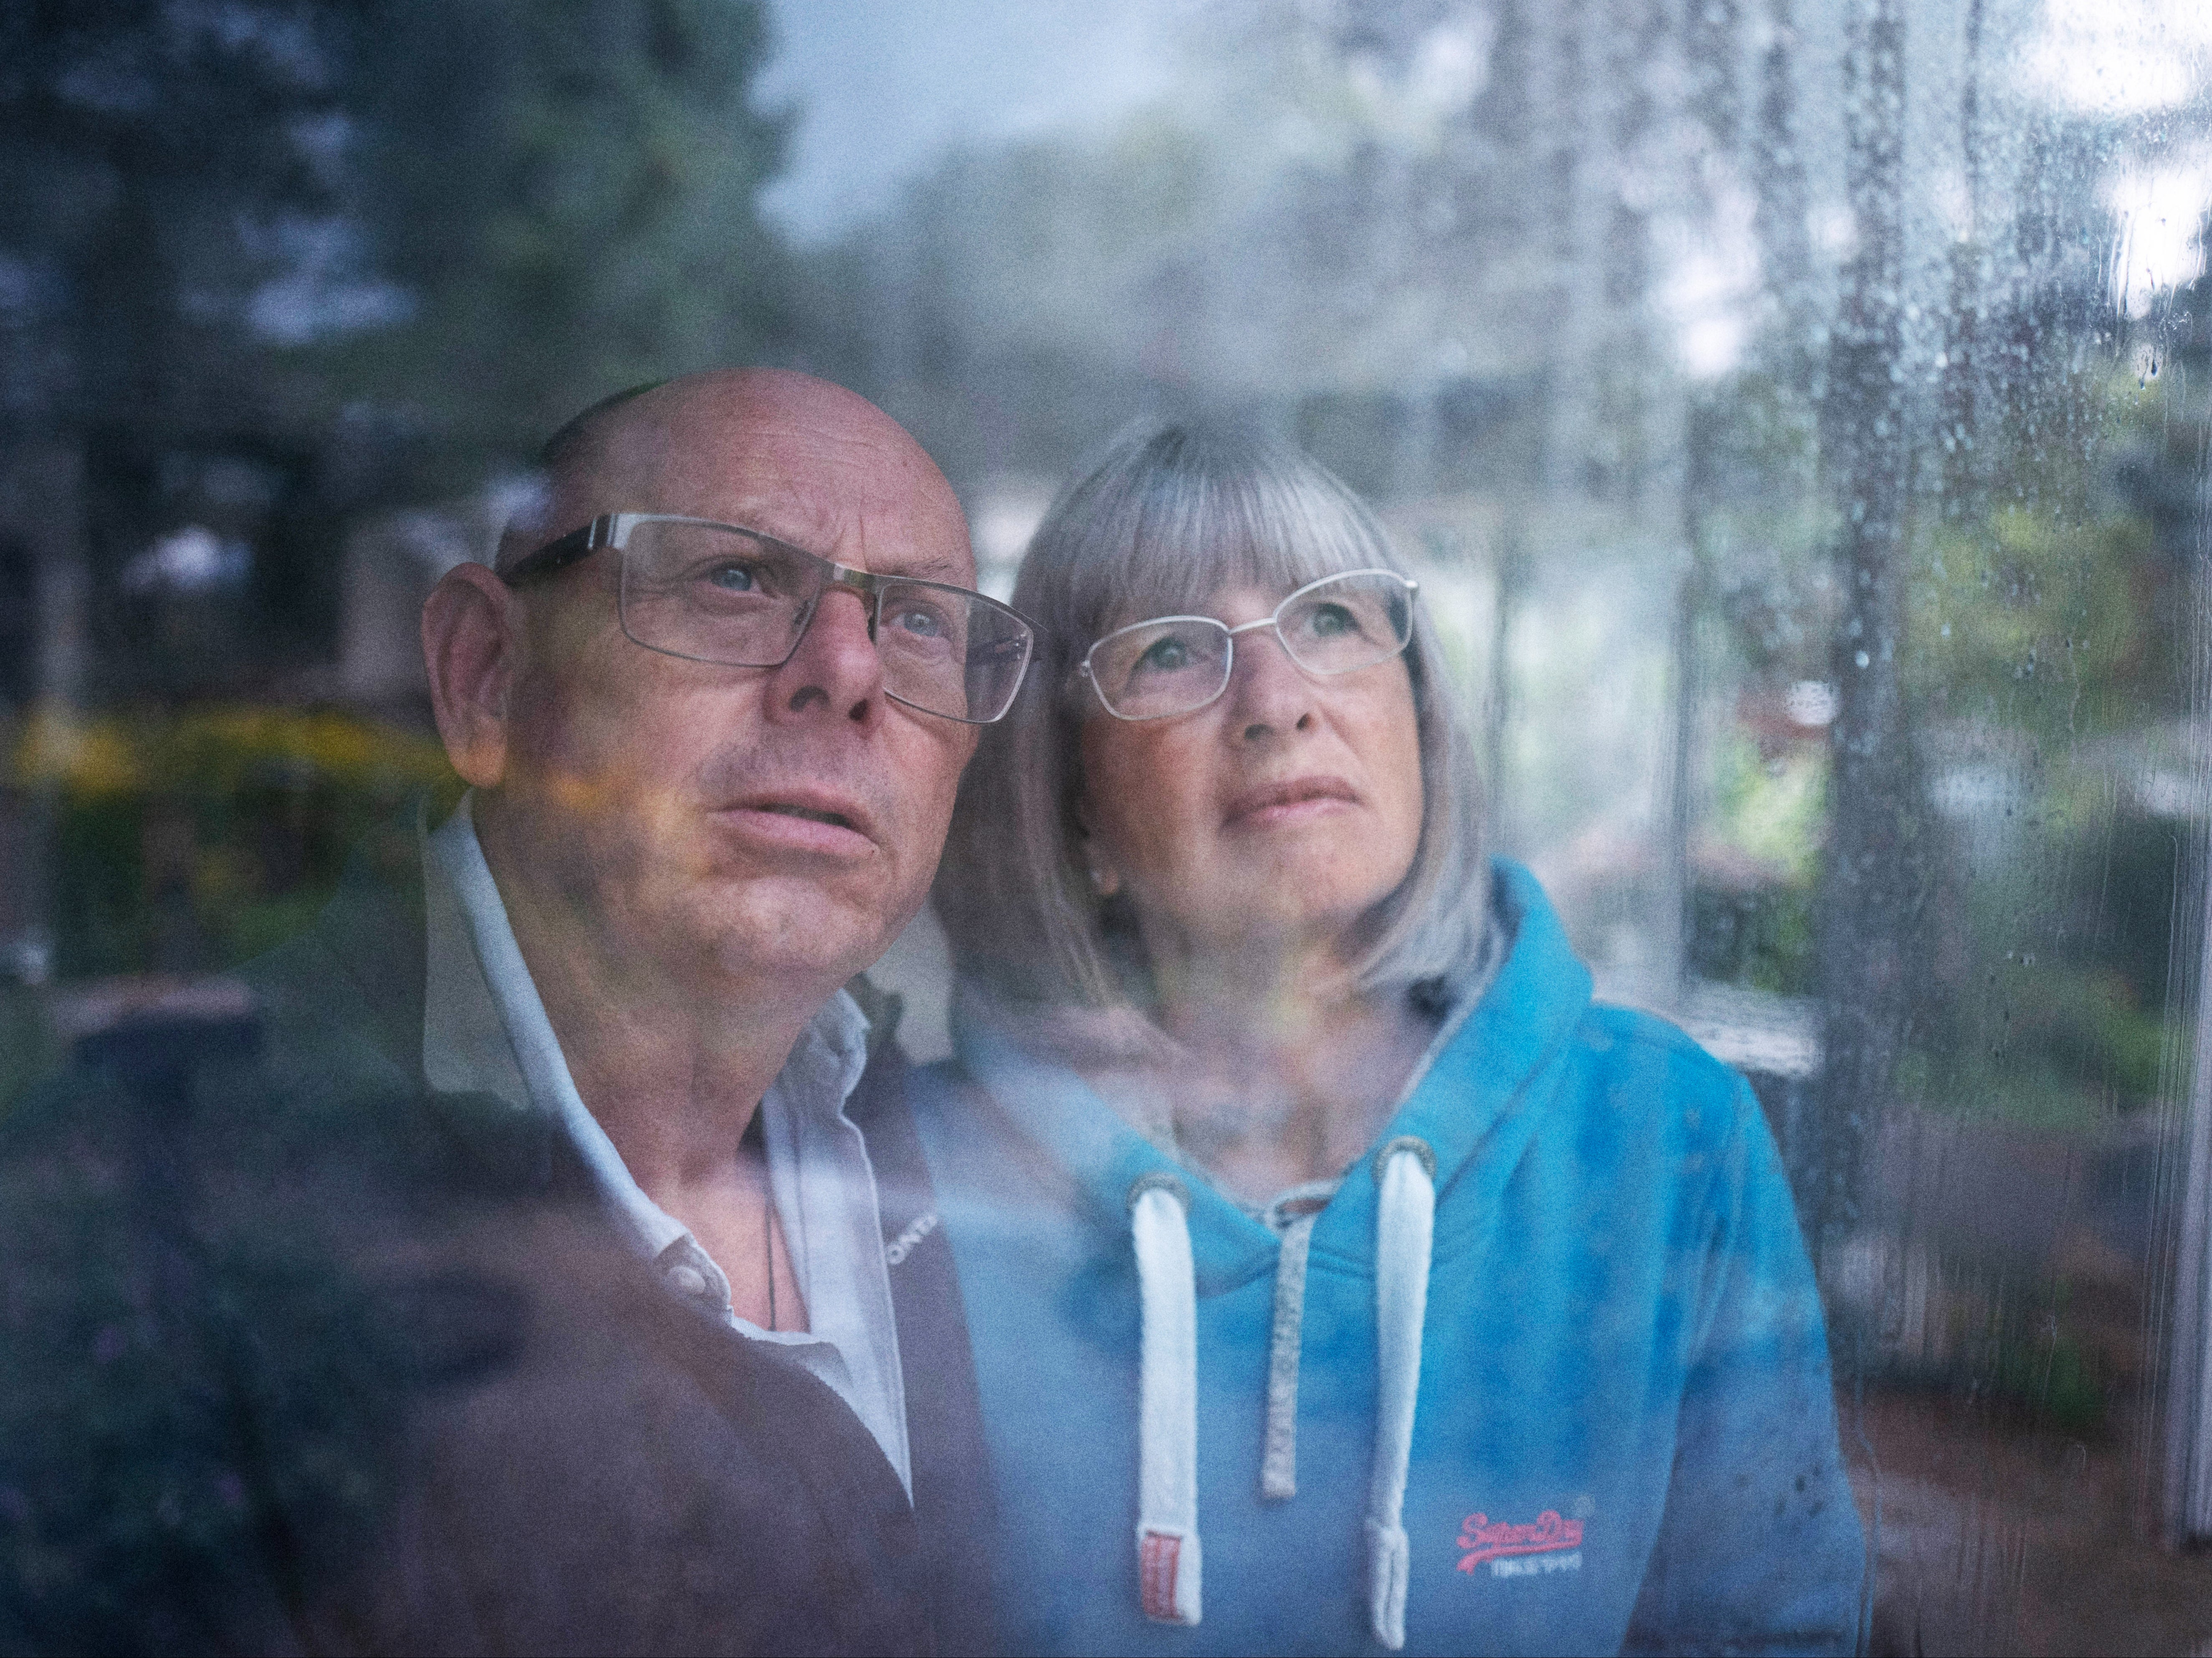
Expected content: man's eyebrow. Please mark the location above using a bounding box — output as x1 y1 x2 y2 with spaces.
726 513 972 585
890 555 977 585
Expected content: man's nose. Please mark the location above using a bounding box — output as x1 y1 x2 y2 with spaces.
1226 627 1316 741
767 584 882 725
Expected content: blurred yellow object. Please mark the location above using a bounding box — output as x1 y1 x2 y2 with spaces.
8 700 457 981
11 700 452 801
13 701 142 797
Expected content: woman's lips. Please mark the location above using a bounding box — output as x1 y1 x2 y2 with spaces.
1221 775 1361 830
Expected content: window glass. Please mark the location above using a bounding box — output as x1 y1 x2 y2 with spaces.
4 1 2211 1648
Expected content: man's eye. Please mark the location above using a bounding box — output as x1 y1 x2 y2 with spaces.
706 563 759 593
887 602 947 639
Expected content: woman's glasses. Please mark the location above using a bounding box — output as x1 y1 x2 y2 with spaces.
503 512 1037 724
1077 569 1418 722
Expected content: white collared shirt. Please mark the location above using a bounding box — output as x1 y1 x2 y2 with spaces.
419 795 913 1496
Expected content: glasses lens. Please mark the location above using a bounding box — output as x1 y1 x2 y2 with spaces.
1276 572 1415 675
875 580 1034 723
619 520 817 666
619 519 1033 721
1087 618 1234 719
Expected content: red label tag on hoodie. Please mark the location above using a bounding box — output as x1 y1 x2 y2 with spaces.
1140 1530 1182 1620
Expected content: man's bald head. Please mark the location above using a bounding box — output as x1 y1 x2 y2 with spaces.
497 369 973 586
533 379 667 483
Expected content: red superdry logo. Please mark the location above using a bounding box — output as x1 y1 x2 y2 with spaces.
1457 1510 1585 1577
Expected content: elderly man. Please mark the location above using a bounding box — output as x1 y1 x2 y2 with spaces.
0 370 1026 1655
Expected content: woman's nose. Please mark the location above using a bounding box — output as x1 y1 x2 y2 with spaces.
1226 628 1316 740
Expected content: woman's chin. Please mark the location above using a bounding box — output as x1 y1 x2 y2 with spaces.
1175 878 1395 958
1227 840 1403 906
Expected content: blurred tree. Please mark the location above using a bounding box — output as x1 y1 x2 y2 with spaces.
0 0 794 611
0 0 789 990
334 0 794 471
0 1 356 441
1813 0 1914 1244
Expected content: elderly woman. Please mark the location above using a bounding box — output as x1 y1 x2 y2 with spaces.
914 425 1863 1656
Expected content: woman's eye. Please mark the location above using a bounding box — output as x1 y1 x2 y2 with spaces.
1306 602 1357 637
1135 635 1192 673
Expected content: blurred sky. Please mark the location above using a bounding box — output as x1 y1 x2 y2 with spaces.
756 0 1181 243
753 0 2212 301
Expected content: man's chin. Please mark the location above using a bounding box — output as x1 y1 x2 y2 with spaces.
682 880 900 990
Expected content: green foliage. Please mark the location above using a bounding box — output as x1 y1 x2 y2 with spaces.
1910 493 2174 741
1689 883 1817 995
1887 361 2201 1127
0 1085 382 1645
0 1059 549 1646
1973 1279 2110 1434
0 979 58 1120
1709 735 1827 885
1686 731 1825 994
1845 1257 2113 1434
13 704 456 979
1911 963 2169 1132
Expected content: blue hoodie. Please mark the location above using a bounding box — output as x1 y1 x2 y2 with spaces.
908 862 1864 1656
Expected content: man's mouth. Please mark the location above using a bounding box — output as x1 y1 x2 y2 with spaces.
717 790 879 856
758 803 858 832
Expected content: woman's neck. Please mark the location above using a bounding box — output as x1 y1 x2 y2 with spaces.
1148 939 1436 1204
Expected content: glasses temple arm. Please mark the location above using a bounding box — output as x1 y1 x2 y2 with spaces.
500 521 602 586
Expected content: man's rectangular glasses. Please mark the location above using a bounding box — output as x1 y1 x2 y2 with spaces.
502 512 1038 725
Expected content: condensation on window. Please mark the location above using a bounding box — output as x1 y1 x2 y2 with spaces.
843 3 2212 1646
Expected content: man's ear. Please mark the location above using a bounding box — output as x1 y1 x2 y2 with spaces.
422 564 518 788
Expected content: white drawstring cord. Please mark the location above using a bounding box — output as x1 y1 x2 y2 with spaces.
1366 1137 1436 1651
1127 1144 1434 1645
1260 1203 1323 1501
1131 1173 1203 1625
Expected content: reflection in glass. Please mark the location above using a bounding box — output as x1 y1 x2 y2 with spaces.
4 0 2212 1649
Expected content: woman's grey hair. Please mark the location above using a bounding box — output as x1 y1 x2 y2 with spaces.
933 421 1491 1017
